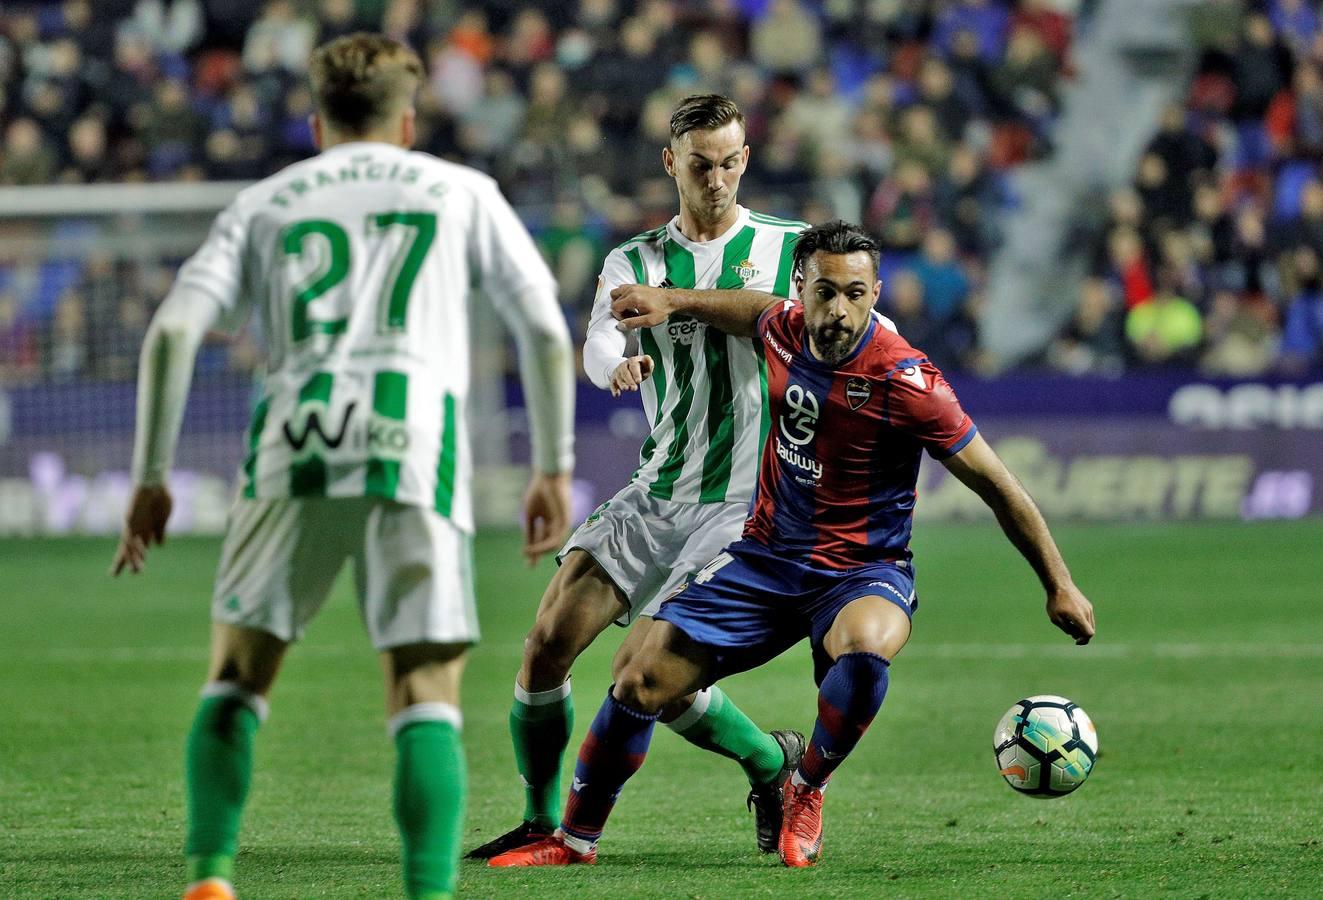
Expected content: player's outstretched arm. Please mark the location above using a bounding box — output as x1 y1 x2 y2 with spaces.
940 433 1096 644
111 286 219 575
610 284 780 337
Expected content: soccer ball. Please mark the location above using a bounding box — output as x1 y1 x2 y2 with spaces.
993 695 1098 797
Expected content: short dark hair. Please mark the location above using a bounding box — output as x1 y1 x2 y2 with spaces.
792 220 882 279
669 94 745 143
309 33 423 134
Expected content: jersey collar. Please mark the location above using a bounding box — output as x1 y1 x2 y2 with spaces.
665 205 750 253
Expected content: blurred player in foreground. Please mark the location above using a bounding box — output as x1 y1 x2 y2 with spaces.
111 34 575 900
469 94 807 861
490 221 1095 868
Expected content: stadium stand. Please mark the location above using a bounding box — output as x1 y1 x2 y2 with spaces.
1 1 1320 378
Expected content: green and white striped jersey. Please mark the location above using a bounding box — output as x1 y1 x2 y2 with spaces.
175 142 572 531
585 206 805 504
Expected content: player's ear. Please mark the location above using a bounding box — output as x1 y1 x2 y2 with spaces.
662 145 675 177
310 113 323 151
741 144 750 168
872 278 882 303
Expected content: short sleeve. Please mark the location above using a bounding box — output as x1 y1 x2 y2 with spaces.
756 298 796 339
469 178 557 295
883 361 977 458
173 202 250 334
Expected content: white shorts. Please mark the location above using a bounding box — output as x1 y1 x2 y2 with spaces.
557 480 748 625
213 497 478 650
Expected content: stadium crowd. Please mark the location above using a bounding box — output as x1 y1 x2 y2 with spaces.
2 0 1323 383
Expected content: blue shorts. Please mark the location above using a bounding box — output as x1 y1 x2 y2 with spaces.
653 538 917 684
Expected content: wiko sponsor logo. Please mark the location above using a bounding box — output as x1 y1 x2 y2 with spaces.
283 401 356 451
367 416 411 457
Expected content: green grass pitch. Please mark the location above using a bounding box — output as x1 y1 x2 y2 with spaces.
3 521 1321 898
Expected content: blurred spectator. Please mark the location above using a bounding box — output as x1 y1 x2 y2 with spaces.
1105 226 1154 309
917 57 971 142
1125 270 1203 367
892 105 951 178
132 0 204 55
1049 277 1126 375
936 144 999 255
885 270 938 354
538 196 605 314
1201 289 1278 376
750 0 822 75
933 0 1010 63
140 78 206 176
317 0 360 44
1280 247 1323 373
911 228 969 322
1232 12 1292 122
243 0 316 74
458 69 526 163
869 160 936 252
2 118 58 185
429 34 484 114
62 115 113 183
0 290 40 383
990 25 1058 124
1010 0 1071 66
589 17 664 134
46 290 88 383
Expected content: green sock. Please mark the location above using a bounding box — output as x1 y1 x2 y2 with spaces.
394 714 466 899
509 681 574 829
184 688 264 883
667 686 784 785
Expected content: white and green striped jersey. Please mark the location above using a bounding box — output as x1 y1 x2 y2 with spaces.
174 141 572 531
586 205 805 504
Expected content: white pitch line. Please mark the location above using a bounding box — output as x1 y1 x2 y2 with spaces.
13 642 1323 663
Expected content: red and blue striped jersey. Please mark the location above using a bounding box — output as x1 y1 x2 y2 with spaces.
745 300 977 569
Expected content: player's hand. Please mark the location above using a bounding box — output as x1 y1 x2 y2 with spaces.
522 470 572 567
1046 584 1095 645
609 355 654 397
611 284 675 330
110 483 173 576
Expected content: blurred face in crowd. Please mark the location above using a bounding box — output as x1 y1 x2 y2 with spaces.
664 120 748 230
797 251 881 367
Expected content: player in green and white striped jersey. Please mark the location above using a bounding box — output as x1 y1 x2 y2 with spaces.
110 35 575 900
470 95 807 864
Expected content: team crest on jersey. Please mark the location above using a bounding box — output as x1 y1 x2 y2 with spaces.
729 259 759 284
846 378 872 410
585 500 611 525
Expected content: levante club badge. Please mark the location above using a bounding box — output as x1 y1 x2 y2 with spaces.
846 378 872 410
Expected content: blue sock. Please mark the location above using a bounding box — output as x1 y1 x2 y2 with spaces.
560 687 659 848
798 652 889 787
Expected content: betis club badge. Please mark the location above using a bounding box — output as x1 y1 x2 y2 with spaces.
730 258 759 284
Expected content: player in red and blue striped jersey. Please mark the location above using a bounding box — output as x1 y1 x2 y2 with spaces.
489 221 1097 870
748 291 976 572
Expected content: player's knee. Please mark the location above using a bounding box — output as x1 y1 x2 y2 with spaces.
522 618 580 681
612 663 667 714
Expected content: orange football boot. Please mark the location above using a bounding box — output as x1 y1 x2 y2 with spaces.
182 877 236 900
778 778 825 868
488 834 597 867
